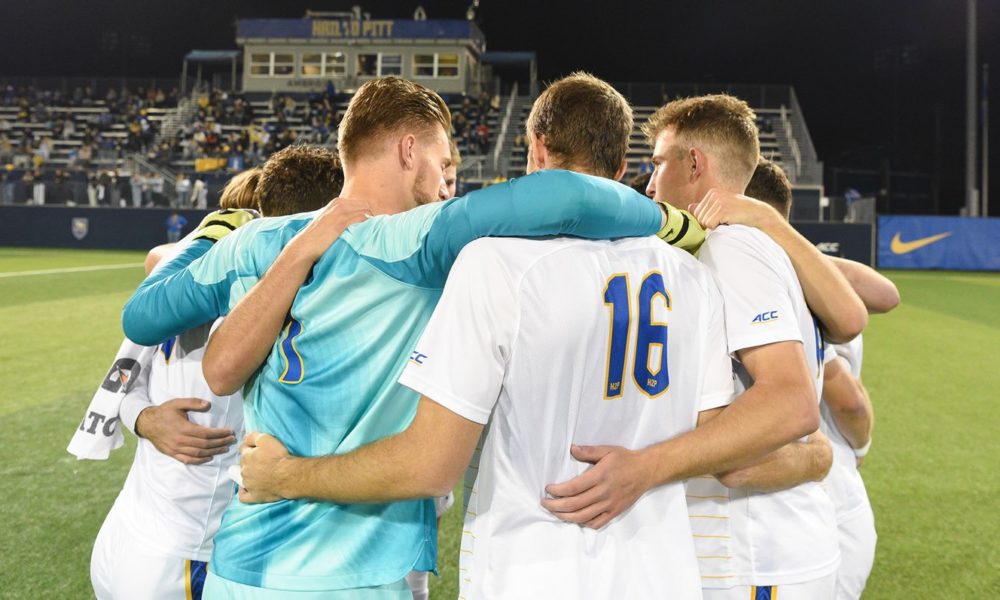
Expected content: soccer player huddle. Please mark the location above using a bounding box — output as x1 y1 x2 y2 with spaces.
72 73 899 600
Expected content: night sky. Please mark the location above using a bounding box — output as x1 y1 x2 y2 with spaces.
3 0 998 214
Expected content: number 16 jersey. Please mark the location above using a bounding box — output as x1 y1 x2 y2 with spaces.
399 236 735 600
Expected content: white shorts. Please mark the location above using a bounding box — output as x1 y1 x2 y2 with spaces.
835 501 877 600
202 571 411 599
404 571 429 600
91 507 207 600
703 573 836 600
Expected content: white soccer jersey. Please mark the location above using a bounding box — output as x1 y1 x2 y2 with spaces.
820 335 871 521
399 236 735 600
102 242 243 562
686 225 840 588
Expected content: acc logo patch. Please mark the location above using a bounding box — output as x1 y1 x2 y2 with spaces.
752 311 779 324
409 350 428 365
71 217 89 240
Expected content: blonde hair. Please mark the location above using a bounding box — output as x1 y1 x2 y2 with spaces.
643 94 760 189
218 168 261 211
526 72 632 179
337 76 451 165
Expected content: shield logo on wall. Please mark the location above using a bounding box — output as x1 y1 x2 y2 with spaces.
72 217 89 240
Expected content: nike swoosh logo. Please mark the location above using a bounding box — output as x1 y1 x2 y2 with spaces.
890 231 952 254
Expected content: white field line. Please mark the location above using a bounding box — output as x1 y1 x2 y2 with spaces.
0 262 144 278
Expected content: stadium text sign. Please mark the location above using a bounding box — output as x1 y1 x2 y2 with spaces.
312 19 394 38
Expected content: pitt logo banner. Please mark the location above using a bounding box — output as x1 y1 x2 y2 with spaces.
878 216 1000 271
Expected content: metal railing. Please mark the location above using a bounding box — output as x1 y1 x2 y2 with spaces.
787 89 823 184
492 82 519 173
128 153 180 204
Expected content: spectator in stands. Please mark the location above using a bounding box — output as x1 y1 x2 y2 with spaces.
147 172 165 206
0 167 12 205
0 134 11 165
108 171 122 206
129 172 143 208
475 120 490 154
87 174 98 206
453 111 468 139
31 169 45 204
78 143 93 168
191 177 208 208
174 173 191 208
19 170 34 203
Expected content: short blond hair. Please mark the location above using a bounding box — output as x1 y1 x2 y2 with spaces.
450 138 462 167
526 72 632 179
643 94 760 189
218 168 261 211
338 76 451 165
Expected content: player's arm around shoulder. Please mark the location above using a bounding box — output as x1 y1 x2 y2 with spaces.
239 397 484 503
830 256 901 314
692 189 867 343
411 171 666 288
122 210 261 346
665 339 827 494
203 199 370 395
707 409 833 493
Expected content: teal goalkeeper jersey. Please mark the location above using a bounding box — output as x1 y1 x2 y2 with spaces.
120 170 664 591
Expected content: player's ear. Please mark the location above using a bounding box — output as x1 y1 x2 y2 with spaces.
689 147 706 183
528 132 549 171
399 133 418 170
613 160 628 182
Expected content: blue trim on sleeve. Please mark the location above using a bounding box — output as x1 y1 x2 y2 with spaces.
363 170 662 288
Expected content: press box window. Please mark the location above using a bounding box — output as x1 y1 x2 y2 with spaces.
412 53 460 78
302 53 346 77
249 53 294 77
357 53 402 77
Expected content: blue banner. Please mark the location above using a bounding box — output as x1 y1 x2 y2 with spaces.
0 206 213 250
877 215 1000 271
237 19 485 46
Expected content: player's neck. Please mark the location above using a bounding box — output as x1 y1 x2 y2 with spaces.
694 176 742 200
341 162 413 216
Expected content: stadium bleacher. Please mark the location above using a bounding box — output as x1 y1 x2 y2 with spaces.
1 78 821 208
502 104 790 181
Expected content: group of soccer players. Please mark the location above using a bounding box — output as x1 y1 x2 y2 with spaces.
82 72 899 599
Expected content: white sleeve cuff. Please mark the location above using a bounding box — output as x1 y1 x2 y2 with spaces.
728 331 803 357
398 369 494 425
119 394 154 436
698 390 736 413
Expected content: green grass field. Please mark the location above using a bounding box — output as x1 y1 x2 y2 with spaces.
1 247 998 599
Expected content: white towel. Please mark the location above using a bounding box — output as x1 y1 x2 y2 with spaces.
67 339 155 460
